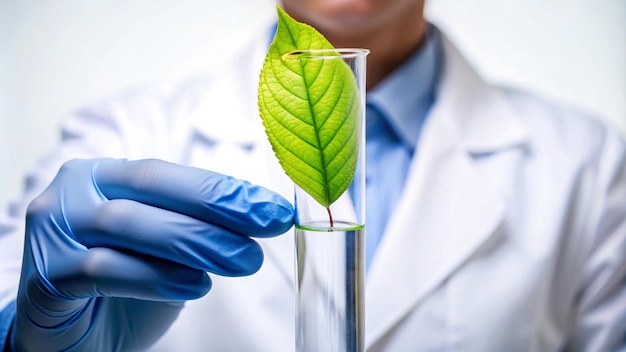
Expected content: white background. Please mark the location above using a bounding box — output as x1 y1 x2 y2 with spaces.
1 0 625 211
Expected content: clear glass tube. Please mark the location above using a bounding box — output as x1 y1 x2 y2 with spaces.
290 48 368 352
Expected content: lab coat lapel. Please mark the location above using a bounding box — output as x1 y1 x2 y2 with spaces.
365 32 529 346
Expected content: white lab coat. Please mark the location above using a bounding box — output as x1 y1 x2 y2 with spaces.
0 23 625 352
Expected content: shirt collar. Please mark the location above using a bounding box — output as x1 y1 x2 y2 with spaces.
367 25 443 151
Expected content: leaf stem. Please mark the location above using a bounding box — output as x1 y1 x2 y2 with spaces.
326 206 334 230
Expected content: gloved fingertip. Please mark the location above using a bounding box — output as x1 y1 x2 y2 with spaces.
241 248 265 277
249 195 294 238
247 247 265 275
228 243 265 277
188 272 213 299
163 273 213 301
156 267 214 301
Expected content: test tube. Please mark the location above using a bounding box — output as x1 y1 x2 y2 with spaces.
290 48 368 352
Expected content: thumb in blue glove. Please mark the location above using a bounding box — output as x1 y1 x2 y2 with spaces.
9 158 294 351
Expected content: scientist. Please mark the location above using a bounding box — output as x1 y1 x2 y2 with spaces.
1 0 625 351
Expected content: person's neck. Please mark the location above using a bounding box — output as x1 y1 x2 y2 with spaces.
324 14 427 90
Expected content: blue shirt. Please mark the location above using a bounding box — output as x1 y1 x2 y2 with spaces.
365 26 443 269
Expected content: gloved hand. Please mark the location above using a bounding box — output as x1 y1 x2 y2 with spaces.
8 158 294 351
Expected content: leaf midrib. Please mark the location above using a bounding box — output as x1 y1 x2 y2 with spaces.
302 63 331 206
283 23 333 207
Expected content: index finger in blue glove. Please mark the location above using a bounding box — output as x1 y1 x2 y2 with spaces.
92 158 294 238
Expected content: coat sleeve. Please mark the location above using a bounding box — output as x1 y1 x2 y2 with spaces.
568 129 626 351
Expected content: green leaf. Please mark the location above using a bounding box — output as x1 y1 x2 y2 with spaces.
258 6 360 209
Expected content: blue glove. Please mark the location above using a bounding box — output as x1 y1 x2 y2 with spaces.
8 158 294 351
